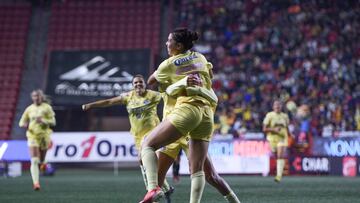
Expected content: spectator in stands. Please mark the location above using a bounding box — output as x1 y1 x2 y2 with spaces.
19 89 56 191
177 0 359 138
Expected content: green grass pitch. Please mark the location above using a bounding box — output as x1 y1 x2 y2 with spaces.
0 169 359 203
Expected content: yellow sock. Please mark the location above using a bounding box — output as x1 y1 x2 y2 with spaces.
190 171 205 203
276 159 285 178
141 147 158 190
140 165 148 190
224 191 241 203
30 157 40 184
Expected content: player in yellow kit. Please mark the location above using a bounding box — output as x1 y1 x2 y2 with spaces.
263 100 290 182
83 75 161 151
19 89 56 191
140 28 218 203
158 90 240 203
82 74 173 202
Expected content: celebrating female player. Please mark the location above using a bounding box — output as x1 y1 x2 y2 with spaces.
82 74 173 199
140 28 218 203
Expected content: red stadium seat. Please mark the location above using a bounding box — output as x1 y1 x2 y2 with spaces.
48 0 161 52
0 2 30 139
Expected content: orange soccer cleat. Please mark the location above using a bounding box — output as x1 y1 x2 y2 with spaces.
40 163 47 173
139 186 164 203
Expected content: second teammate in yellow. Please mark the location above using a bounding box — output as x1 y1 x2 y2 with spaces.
82 74 173 202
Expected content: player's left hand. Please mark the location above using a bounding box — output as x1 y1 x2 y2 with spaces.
82 104 90 111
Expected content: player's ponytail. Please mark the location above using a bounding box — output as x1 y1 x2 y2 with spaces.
172 27 199 51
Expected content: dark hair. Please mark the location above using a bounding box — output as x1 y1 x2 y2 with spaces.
132 74 145 82
171 27 199 51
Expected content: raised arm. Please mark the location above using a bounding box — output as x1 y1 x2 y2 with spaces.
147 72 158 86
82 95 125 111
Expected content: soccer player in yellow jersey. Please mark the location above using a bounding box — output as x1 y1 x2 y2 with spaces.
140 28 217 203
19 89 56 191
263 100 290 182
157 91 240 203
82 75 173 200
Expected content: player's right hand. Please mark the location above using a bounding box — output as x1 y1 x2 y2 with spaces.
82 104 88 111
187 73 202 87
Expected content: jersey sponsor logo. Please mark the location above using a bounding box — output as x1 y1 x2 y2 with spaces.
175 63 204 75
128 105 150 118
174 55 198 66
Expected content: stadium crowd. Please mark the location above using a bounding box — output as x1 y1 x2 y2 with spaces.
177 0 360 138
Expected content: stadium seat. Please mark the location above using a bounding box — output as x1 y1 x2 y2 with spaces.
48 0 161 53
0 2 30 139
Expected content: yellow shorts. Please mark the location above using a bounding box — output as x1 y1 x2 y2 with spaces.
161 136 189 159
27 136 51 150
168 103 214 142
267 135 288 152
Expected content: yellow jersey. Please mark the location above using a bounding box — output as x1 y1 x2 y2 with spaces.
161 93 177 119
263 111 289 138
121 90 161 138
19 103 56 138
154 51 213 106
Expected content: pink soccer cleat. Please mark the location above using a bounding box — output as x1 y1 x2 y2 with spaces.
139 186 164 203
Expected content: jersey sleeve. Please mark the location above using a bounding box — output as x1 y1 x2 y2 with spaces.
165 76 188 96
19 107 29 127
263 113 271 126
154 59 171 84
